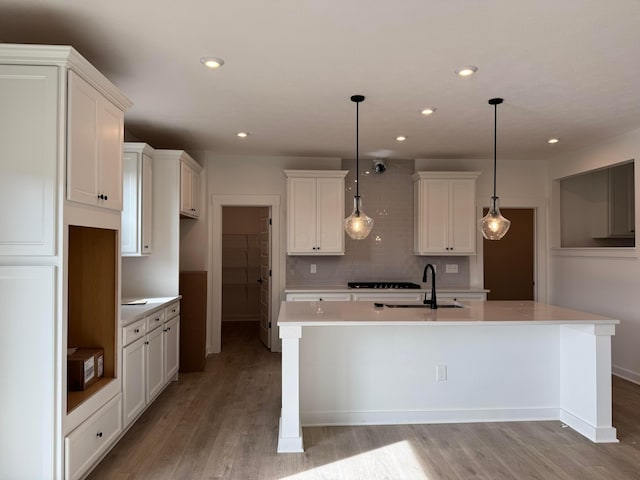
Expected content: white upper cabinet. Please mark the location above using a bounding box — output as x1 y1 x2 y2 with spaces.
413 172 480 255
179 154 202 218
0 64 58 256
285 170 348 255
67 70 124 211
122 143 153 256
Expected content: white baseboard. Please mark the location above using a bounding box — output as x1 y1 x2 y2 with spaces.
559 410 618 443
612 365 640 385
301 407 559 427
301 407 618 444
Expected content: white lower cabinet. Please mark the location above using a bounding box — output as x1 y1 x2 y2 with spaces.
351 292 424 302
286 291 487 302
65 394 122 480
438 291 487 301
285 293 352 302
164 315 180 381
122 300 181 431
146 324 165 402
123 337 146 428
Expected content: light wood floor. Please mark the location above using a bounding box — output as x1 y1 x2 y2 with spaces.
89 322 640 480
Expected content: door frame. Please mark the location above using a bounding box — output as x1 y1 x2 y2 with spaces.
209 195 281 353
470 196 548 303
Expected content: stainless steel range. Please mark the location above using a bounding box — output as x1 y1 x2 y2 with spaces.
347 281 421 289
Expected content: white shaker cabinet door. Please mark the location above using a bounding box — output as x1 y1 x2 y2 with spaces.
164 316 180 382
0 65 57 256
287 176 317 253
67 70 124 211
316 177 344 253
145 326 165 401
123 337 146 427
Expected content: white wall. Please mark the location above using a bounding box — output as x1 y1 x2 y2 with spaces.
548 127 640 383
205 154 342 352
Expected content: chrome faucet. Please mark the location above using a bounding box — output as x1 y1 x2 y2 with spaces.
422 264 437 309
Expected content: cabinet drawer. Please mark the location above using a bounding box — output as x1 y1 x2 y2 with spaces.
285 293 351 301
65 394 122 480
123 318 146 347
165 301 180 320
352 292 423 302
146 309 166 331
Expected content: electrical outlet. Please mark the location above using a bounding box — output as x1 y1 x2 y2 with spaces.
310 264 317 274
436 364 447 382
445 264 458 274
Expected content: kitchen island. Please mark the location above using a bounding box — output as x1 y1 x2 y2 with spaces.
277 300 619 453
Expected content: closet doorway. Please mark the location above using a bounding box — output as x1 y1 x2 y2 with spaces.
221 207 271 348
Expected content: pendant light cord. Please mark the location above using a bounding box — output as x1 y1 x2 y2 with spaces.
356 99 360 199
492 101 497 200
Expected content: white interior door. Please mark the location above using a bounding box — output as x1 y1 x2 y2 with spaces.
259 212 271 349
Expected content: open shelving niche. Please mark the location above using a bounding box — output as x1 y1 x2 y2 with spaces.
67 225 118 413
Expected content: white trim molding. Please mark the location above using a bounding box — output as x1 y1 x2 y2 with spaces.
209 194 282 354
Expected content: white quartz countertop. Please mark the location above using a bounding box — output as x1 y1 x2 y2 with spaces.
284 285 489 294
121 296 181 326
277 300 618 327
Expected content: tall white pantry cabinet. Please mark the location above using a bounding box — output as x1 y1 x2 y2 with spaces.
0 44 132 479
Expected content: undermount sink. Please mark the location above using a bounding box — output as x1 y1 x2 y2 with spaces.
374 303 465 309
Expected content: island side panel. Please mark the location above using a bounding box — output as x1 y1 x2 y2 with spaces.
559 324 618 443
299 324 562 426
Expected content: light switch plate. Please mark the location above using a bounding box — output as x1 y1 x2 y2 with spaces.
445 264 458 274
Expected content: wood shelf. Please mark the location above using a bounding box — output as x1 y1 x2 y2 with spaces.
67 377 114 413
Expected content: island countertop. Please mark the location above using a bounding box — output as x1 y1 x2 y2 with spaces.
276 299 620 453
277 300 618 327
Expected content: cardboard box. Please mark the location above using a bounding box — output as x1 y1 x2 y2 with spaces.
67 348 104 391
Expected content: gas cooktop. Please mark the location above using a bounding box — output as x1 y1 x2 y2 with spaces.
347 282 421 289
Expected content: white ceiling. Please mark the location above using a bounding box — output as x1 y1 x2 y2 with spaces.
2 0 640 160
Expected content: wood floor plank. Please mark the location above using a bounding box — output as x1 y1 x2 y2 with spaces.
88 322 640 480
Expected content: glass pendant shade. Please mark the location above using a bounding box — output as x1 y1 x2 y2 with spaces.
480 196 511 240
344 196 374 240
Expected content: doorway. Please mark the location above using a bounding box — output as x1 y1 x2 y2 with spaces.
221 207 271 349
482 208 535 300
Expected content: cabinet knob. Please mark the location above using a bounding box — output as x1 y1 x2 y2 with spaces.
97 194 103 200
96 432 103 438
145 341 149 345
134 328 140 333
104 195 108 200
144 245 149 249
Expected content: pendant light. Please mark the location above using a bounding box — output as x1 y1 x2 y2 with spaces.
344 94 374 240
479 97 511 240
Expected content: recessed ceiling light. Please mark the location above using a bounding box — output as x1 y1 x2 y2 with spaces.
455 65 478 77
236 132 249 138
548 138 559 144
396 136 407 142
421 108 437 116
200 56 225 69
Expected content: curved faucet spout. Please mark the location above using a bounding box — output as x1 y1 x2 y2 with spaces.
422 264 437 309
